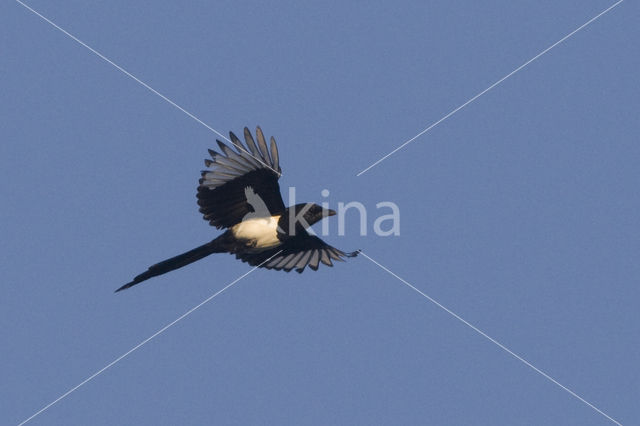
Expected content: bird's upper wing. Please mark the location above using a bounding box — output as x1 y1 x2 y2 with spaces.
235 231 360 273
197 127 285 229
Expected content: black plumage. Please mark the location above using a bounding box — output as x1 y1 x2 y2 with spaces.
116 126 358 292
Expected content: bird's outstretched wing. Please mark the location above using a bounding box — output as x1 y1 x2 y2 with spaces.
197 127 285 229
235 231 360 273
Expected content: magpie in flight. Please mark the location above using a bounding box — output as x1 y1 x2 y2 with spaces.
116 127 359 292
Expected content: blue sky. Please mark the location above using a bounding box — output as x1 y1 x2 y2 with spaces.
2 1 638 425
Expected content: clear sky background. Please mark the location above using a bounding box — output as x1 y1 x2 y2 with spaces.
1 1 638 425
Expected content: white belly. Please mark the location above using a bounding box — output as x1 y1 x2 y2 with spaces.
231 215 281 249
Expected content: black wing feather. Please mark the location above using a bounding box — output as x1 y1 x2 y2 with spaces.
236 231 359 273
197 127 284 229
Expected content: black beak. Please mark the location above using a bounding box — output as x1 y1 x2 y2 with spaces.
325 209 337 217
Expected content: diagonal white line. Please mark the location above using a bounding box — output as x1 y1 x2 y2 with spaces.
356 0 624 176
359 251 622 425
15 0 281 177
15 0 227 140
17 251 282 426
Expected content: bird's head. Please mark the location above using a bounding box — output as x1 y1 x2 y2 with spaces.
283 203 336 233
301 203 336 227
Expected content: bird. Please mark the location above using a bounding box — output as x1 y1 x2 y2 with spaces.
116 126 359 292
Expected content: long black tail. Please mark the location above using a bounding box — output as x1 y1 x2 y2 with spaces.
116 236 227 292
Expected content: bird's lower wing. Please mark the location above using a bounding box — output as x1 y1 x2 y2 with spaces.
236 234 359 273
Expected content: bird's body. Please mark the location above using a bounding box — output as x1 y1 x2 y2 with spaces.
116 127 358 292
230 215 282 250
